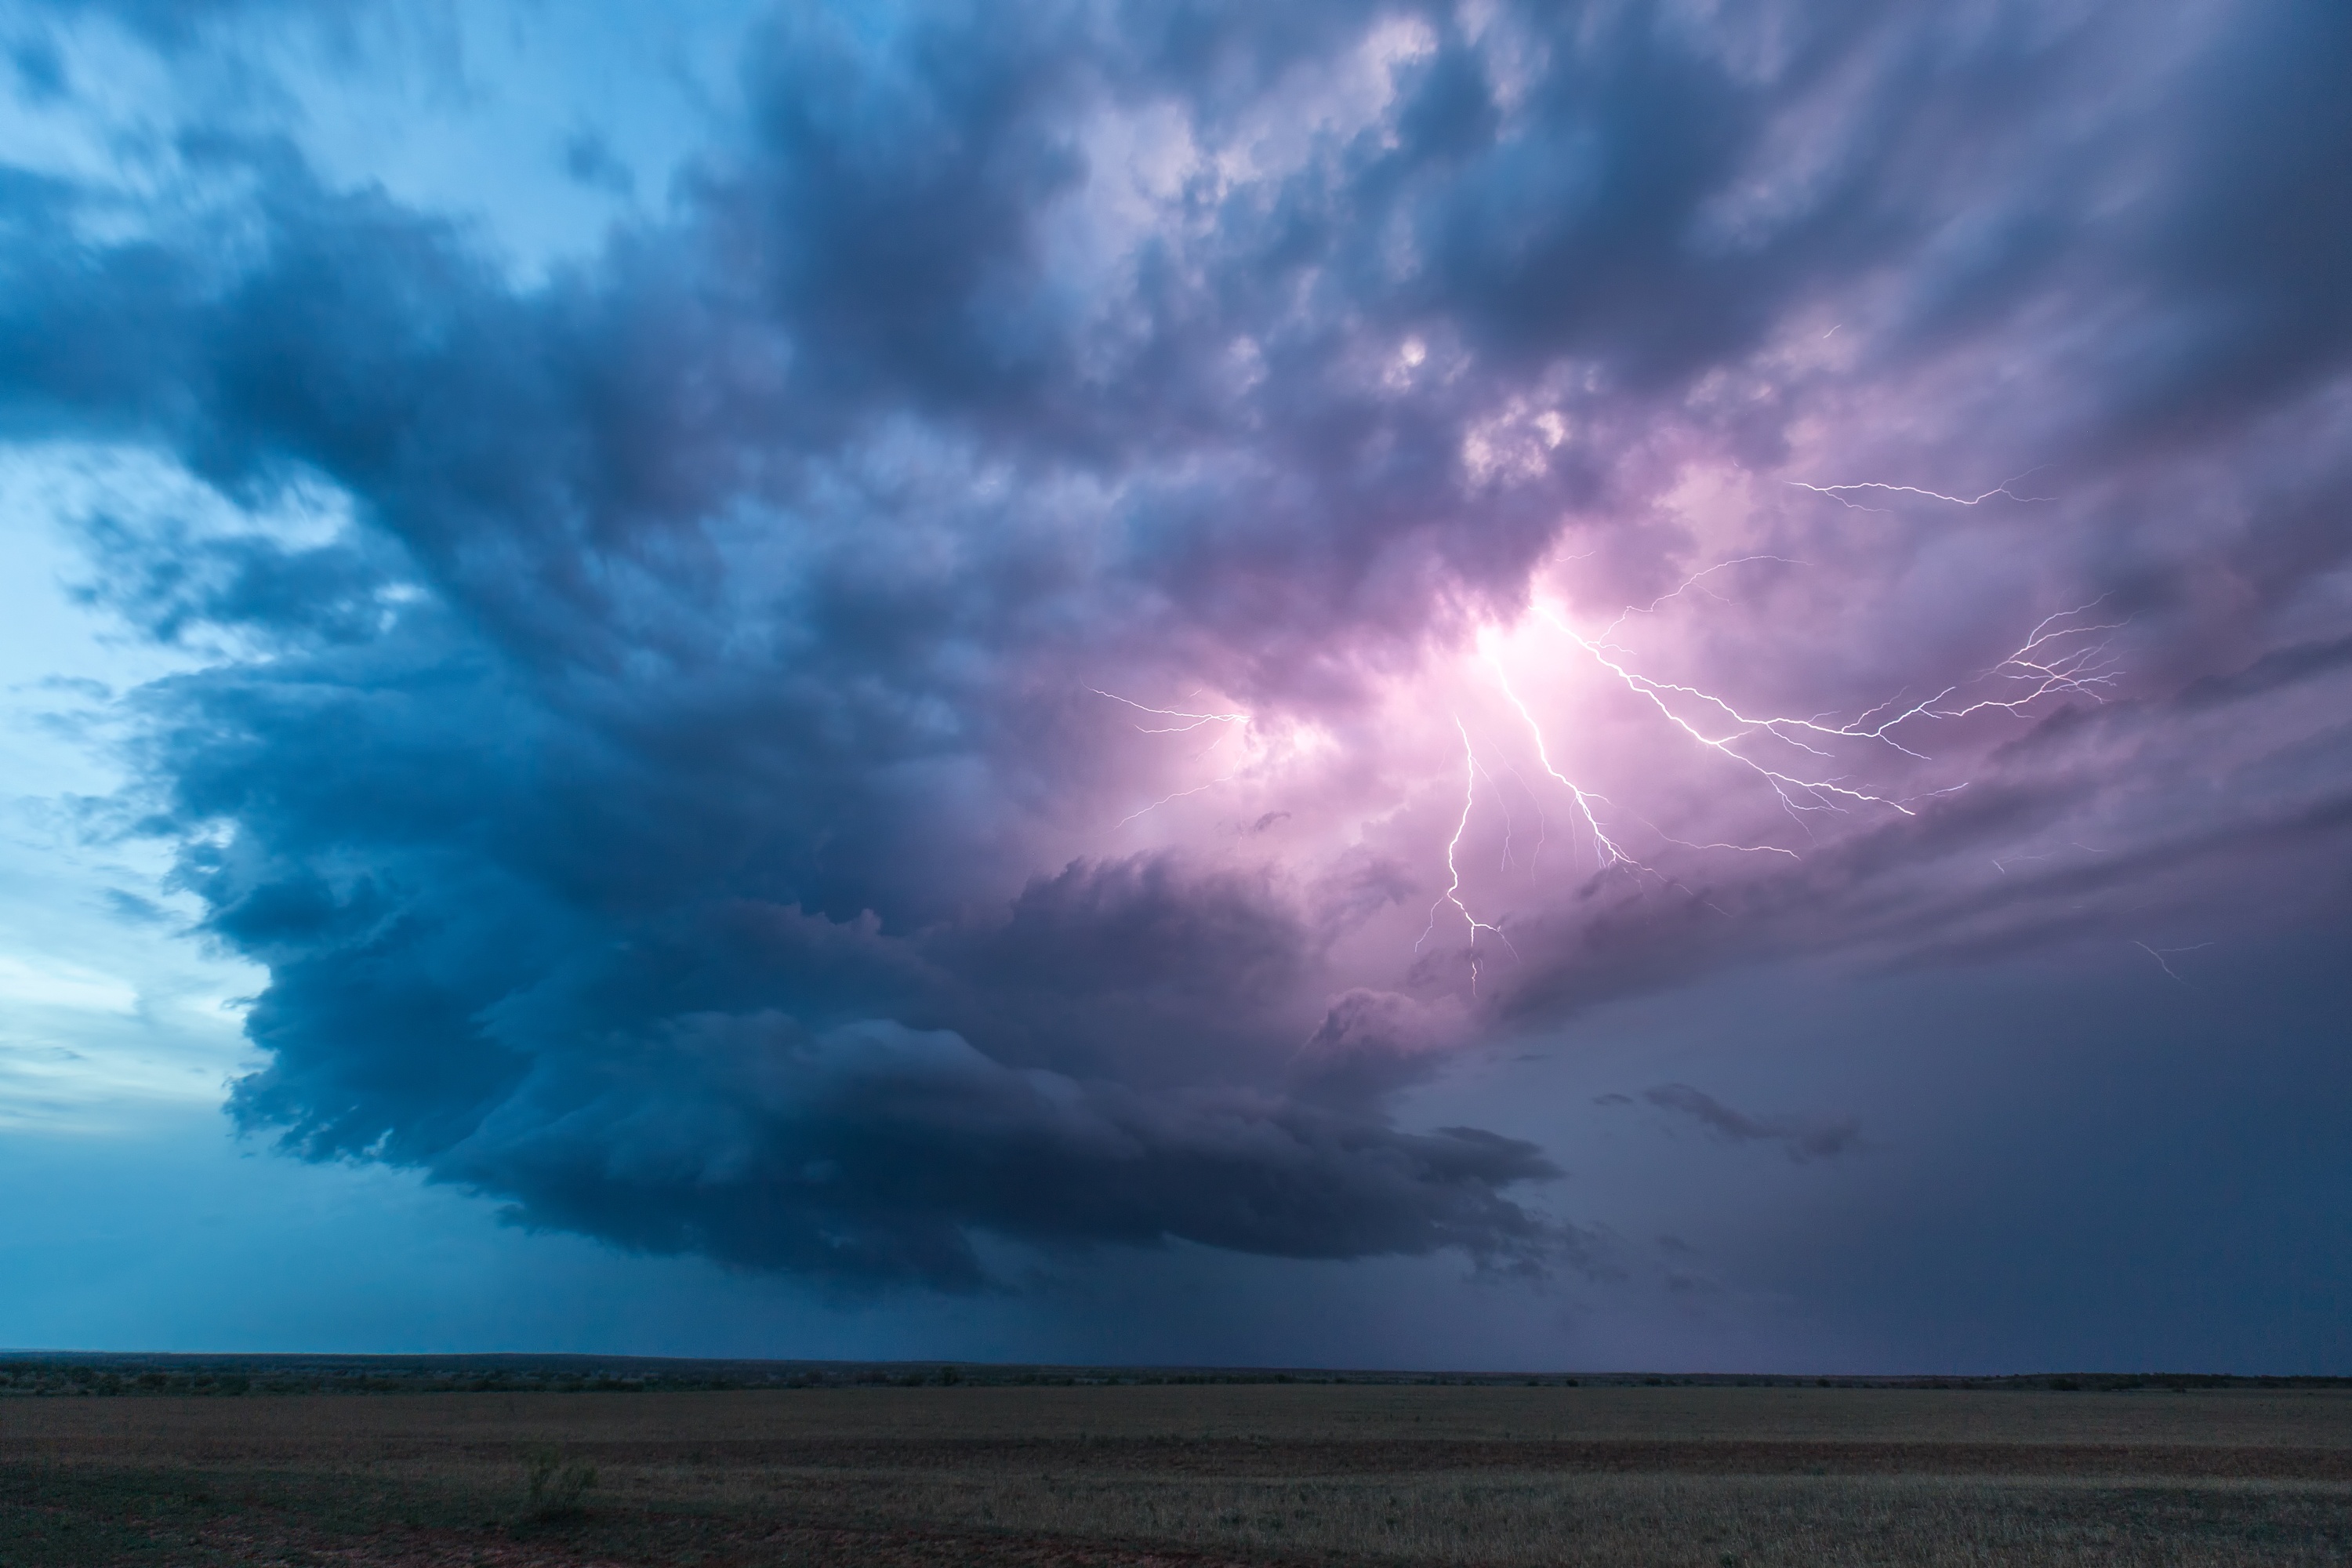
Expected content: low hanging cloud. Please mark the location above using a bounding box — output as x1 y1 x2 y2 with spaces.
4 0 2349 1287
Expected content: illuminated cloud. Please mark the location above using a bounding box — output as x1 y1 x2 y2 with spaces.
3 0 2347 1293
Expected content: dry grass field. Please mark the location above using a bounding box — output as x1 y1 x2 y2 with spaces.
3 1381 2348 1566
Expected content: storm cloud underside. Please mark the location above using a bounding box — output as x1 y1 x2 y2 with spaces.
5 1 2350 1292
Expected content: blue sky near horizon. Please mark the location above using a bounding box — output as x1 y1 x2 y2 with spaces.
1 0 2347 1373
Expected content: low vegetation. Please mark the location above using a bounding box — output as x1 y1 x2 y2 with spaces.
2 1368 2346 1566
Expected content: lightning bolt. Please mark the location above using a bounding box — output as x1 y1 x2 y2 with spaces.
2133 941 2212 985
1096 688 1254 826
1090 688 1250 733
1114 768 1251 829
1484 649 1641 873
1501 562 2122 849
1784 469 2053 512
1824 603 2124 758
1639 819 1801 860
1417 717 1515 990
1591 556 1805 646
1101 564 2123 982
1537 608 1918 824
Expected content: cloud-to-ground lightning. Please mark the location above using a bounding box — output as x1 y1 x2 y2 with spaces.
1418 718 1515 989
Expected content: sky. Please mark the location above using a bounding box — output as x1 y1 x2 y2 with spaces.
0 0 2347 1373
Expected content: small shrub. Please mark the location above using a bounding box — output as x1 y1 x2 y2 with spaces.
521 1445 598 1520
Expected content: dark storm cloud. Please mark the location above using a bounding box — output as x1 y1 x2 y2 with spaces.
6 0 2350 1287
443 1012 1562 1287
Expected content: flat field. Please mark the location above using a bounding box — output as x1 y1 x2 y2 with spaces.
3 1382 2348 1566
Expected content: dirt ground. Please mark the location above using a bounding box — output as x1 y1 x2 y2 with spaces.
3 1384 2348 1566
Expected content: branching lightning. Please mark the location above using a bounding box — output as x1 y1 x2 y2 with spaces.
1530 589 2122 833
1097 559 2126 1000
2133 940 2213 985
1844 603 2125 733
1417 717 1515 989
1591 555 1804 646
1784 469 2053 511
1537 607 1920 824
1089 688 1251 734
1484 648 1641 873
1441 561 2112 946
1096 688 1255 826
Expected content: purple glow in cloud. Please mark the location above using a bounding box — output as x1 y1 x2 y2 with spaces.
4 0 2348 1305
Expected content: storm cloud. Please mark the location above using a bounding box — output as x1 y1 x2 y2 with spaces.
7 0 2350 1290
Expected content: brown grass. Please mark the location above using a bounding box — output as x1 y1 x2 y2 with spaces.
3 1384 2347 1566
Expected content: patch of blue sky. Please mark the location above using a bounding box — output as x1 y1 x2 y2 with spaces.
2 0 768 282
0 445 277 1131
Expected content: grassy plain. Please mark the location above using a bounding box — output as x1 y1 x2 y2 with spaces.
3 1381 2348 1566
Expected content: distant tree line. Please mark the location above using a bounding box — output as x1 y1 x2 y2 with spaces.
0 1358 2341 1398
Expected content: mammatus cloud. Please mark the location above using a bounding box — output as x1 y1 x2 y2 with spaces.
5 1 2350 1287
